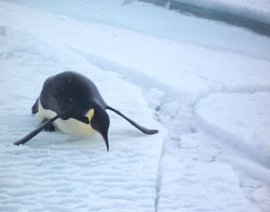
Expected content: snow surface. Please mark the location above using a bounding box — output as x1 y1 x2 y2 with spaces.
0 0 270 212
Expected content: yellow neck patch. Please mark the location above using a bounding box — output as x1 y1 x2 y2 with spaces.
86 109 95 122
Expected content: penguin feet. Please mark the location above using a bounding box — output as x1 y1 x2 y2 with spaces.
41 120 55 132
45 123 55 132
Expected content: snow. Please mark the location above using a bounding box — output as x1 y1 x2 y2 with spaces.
0 0 270 212
195 92 270 167
158 132 264 212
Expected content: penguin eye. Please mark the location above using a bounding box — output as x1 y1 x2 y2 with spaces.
86 109 95 121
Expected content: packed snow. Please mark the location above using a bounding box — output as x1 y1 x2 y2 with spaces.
0 0 270 212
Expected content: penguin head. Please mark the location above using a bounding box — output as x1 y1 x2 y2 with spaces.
88 104 110 151
61 102 110 151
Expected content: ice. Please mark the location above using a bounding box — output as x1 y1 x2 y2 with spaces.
173 0 270 25
0 0 270 212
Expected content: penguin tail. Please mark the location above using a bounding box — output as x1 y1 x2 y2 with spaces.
106 106 158 135
14 113 62 146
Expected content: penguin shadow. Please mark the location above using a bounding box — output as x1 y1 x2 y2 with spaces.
27 132 102 150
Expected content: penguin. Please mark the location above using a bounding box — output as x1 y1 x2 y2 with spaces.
14 71 158 151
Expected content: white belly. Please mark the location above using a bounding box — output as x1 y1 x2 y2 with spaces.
36 101 96 136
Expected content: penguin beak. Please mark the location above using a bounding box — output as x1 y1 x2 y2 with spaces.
90 121 110 152
92 125 109 152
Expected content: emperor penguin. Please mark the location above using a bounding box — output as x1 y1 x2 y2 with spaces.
14 71 158 151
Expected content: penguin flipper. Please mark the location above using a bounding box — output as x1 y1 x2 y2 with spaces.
31 98 39 115
14 113 62 146
106 106 158 135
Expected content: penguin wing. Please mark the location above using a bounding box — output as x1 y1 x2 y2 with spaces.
106 106 158 135
14 113 63 146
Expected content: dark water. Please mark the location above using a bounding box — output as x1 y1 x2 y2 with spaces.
139 0 270 37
